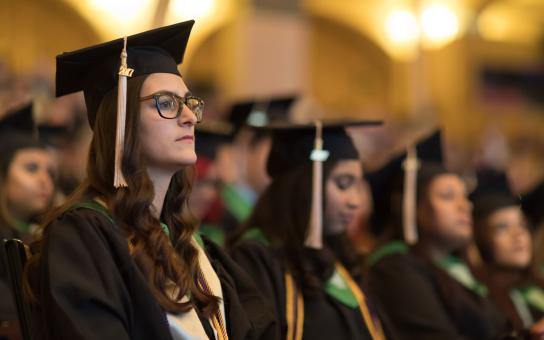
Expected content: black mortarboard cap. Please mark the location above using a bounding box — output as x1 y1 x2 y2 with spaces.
195 120 233 160
55 20 194 128
367 130 444 236
0 103 35 135
227 101 254 130
0 103 45 173
257 96 296 125
37 123 72 148
227 96 296 135
470 169 519 222
266 119 382 179
521 180 544 227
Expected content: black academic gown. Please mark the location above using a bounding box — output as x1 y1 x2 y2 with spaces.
230 238 377 340
29 206 276 340
1 225 21 340
367 249 511 340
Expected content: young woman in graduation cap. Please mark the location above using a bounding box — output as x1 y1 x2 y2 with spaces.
25 21 275 340
0 104 57 340
471 170 544 337
228 120 388 340
365 131 512 340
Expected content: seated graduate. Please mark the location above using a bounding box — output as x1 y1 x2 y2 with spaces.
219 97 295 234
0 104 57 339
191 120 233 246
24 21 275 340
471 169 544 337
365 130 511 340
228 120 388 340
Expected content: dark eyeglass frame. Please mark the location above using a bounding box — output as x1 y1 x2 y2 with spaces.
140 91 204 122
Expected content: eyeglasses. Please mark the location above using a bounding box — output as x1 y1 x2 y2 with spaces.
140 91 204 122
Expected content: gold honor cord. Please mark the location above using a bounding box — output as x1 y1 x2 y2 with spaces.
196 267 228 340
286 266 385 340
335 263 385 340
284 272 304 340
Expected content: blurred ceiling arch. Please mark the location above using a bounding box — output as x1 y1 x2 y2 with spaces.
0 0 100 73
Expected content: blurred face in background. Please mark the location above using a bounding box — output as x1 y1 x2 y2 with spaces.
245 135 272 195
419 174 473 251
324 160 364 235
487 206 532 269
5 148 55 221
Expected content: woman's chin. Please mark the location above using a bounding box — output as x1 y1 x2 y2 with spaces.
170 153 198 167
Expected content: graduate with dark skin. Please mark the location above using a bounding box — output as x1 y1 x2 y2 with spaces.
366 132 511 340
0 105 56 340
229 122 388 340
24 21 275 340
471 170 544 339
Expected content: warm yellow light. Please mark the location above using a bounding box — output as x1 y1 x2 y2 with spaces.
420 4 459 48
477 2 540 45
170 0 216 20
385 9 420 45
88 0 150 24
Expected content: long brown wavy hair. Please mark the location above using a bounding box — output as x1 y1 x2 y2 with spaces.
31 74 219 316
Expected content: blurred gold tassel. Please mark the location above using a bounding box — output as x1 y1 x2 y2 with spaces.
402 145 419 245
306 121 329 249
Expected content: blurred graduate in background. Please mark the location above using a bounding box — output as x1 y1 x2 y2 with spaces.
471 169 544 337
0 103 57 340
229 120 389 340
365 130 512 339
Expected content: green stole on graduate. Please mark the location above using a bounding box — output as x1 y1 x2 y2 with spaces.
436 255 488 297
510 284 544 327
242 228 385 340
221 183 253 222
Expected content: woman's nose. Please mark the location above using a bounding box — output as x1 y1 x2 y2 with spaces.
40 168 54 193
347 189 363 210
460 197 473 212
178 104 197 126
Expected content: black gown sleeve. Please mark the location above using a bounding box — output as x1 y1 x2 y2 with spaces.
0 226 19 322
229 240 285 340
36 210 133 340
368 253 467 340
203 238 277 340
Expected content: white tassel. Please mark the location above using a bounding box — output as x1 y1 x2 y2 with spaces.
305 121 329 249
114 37 134 188
402 145 419 245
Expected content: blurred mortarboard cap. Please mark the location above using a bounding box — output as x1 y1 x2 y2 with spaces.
266 119 382 179
520 180 544 227
367 130 444 242
0 103 35 135
0 103 46 172
37 123 72 148
470 169 519 222
368 130 444 203
414 130 443 164
195 120 233 160
55 20 195 128
227 101 254 130
227 95 297 135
